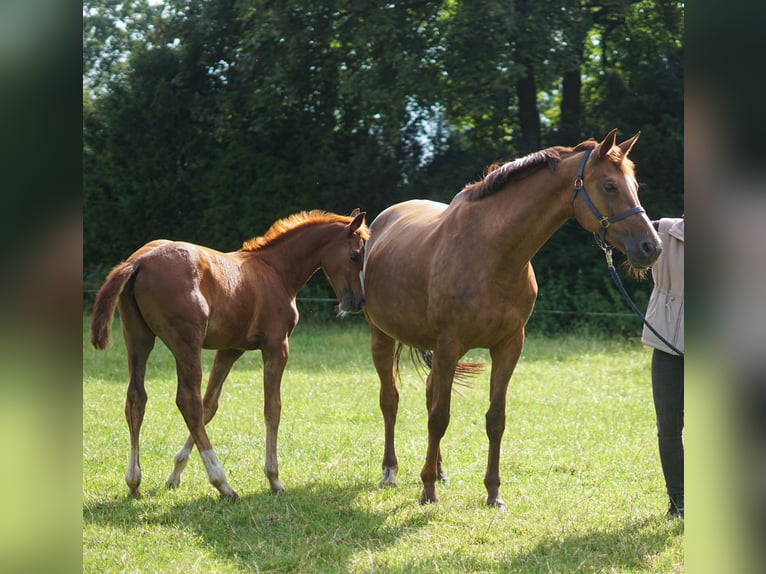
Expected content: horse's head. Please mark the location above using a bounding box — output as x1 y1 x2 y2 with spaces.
571 129 662 269
320 209 368 314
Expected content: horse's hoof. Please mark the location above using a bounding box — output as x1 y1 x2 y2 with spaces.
419 490 438 506
380 467 398 488
487 498 507 511
222 490 239 501
270 480 285 494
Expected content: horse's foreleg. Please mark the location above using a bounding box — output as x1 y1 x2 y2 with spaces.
174 345 238 500
371 326 398 487
262 340 288 494
484 331 524 510
420 346 460 505
166 349 243 489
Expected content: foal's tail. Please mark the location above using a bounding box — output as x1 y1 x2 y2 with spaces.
395 343 485 393
90 260 139 350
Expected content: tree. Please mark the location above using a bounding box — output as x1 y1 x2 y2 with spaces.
84 0 684 332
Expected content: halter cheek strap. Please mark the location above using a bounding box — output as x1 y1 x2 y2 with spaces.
570 148 645 246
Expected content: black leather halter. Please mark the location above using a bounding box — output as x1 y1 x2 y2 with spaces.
570 148 645 246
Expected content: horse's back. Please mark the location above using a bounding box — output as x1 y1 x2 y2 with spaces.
367 200 446 260
127 240 289 349
369 200 446 237
126 242 243 337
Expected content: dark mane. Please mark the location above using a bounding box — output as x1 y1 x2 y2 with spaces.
462 140 599 201
240 210 369 251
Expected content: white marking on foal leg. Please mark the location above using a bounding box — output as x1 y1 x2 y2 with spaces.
199 449 238 499
125 445 142 498
380 466 398 487
264 432 284 493
165 436 194 488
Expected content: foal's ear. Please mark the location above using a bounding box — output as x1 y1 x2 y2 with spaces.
617 131 640 157
347 209 366 234
597 128 619 158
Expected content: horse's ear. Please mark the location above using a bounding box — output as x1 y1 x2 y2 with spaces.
617 131 640 157
348 210 366 234
350 208 361 217
597 128 619 158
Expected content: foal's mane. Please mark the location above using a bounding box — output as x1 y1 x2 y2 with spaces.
461 140 600 201
240 210 369 251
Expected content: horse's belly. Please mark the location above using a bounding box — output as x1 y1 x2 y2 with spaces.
365 294 436 349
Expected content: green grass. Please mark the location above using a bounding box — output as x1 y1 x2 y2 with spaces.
83 316 682 573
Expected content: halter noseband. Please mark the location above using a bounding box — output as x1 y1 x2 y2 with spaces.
570 148 645 246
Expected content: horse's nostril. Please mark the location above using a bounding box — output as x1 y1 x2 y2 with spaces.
640 239 655 256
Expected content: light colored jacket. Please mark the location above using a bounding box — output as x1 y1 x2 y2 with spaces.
642 218 684 355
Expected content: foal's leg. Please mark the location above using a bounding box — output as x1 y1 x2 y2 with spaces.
169 332 237 500
262 339 289 493
119 300 155 499
484 330 524 510
166 348 244 489
420 344 461 505
370 325 399 487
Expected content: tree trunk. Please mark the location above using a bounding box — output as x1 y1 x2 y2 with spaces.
516 63 540 153
559 68 581 145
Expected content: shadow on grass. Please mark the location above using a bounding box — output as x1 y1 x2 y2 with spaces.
367 515 684 573
85 480 682 572
83 480 433 571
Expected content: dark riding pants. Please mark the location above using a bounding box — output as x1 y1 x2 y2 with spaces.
651 349 684 503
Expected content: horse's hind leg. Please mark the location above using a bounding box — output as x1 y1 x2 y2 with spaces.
484 331 525 510
370 324 399 487
166 348 243 489
419 344 461 505
169 333 238 500
119 300 155 499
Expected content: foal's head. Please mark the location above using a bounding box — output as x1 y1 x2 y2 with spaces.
319 209 369 314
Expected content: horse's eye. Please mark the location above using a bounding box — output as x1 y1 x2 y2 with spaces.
350 253 360 263
603 181 618 194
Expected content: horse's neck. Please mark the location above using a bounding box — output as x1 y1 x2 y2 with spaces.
252 227 326 295
471 169 574 268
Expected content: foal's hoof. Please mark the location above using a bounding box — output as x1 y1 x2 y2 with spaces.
221 490 239 501
379 466 398 488
487 498 507 511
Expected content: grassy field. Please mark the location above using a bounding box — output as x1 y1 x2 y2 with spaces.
83 315 683 573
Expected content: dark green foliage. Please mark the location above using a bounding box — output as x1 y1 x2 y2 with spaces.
83 0 683 334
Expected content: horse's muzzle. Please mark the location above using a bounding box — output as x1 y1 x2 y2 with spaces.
339 292 365 314
627 237 662 269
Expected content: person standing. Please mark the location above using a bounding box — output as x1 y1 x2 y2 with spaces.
642 217 684 518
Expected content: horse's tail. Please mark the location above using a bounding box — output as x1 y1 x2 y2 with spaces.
90 260 139 350
395 343 485 393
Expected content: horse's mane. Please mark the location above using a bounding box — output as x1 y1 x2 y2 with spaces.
240 210 370 251
461 140 601 201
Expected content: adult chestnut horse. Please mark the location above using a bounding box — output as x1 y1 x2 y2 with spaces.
363 129 661 508
90 210 368 500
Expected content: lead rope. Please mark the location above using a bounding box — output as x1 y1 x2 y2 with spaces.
599 241 684 357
